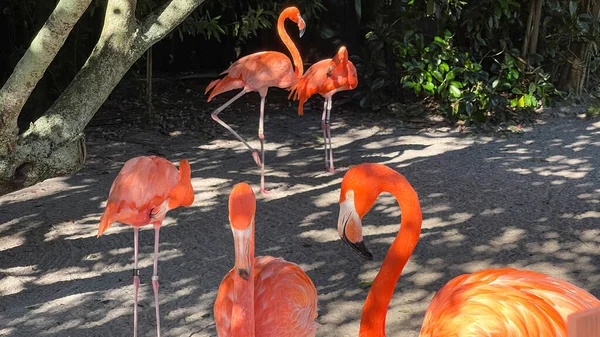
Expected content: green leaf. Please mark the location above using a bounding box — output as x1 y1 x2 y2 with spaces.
358 281 373 289
517 96 525 107
432 70 444 82
423 82 435 93
427 0 435 15
524 94 532 107
355 0 362 23
569 1 578 16
440 62 450 73
528 83 537 94
449 85 462 98
434 36 445 44
465 101 473 116
492 79 500 89
371 78 385 90
445 71 455 81
403 81 416 88
450 81 463 89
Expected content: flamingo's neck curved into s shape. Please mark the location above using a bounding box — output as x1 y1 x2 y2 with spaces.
277 9 303 77
359 175 423 337
231 227 256 337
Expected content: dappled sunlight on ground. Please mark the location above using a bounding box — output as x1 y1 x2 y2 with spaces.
0 89 598 336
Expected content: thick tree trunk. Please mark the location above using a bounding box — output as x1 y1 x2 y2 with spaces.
0 0 92 155
0 0 204 196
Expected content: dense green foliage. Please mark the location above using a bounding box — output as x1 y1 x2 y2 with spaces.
2 0 600 124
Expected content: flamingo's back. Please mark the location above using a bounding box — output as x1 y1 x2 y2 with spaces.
420 268 600 337
288 49 358 116
214 256 318 337
288 59 333 116
98 156 194 236
205 51 296 102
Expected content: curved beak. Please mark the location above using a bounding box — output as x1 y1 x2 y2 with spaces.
298 16 306 38
337 198 373 260
232 225 253 280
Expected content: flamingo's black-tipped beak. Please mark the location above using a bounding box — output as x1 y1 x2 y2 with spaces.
342 235 373 260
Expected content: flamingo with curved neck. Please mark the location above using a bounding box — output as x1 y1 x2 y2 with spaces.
337 163 600 337
205 7 306 194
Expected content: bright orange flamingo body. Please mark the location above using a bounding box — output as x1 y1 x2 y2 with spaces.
214 182 318 337
205 7 306 194
98 156 194 337
336 163 600 337
289 46 358 172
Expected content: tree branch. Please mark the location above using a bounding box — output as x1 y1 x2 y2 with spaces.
138 0 205 48
0 0 92 155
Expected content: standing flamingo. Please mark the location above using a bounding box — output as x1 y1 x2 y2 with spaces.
288 46 358 172
97 156 194 337
205 7 306 194
214 182 318 336
336 163 600 337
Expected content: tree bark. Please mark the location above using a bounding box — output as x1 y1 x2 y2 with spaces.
0 0 93 156
0 0 205 196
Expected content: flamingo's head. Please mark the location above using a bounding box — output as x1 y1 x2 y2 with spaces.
283 6 306 37
229 182 256 280
338 163 402 260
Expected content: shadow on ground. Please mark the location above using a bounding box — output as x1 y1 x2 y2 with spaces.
0 85 599 337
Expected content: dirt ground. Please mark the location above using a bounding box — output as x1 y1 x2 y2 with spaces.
1 77 599 337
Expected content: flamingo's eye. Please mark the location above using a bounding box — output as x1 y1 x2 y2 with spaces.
346 191 354 199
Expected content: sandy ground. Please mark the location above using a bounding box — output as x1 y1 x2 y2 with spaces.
1 87 599 336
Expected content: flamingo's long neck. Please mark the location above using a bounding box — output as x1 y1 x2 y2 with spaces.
359 176 423 337
277 10 303 77
231 227 256 337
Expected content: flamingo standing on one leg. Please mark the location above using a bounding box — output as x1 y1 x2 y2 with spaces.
97 156 194 337
288 46 357 172
214 182 318 337
205 6 306 194
335 163 600 337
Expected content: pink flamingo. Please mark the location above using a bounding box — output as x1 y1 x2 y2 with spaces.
213 182 319 336
205 6 306 194
288 46 358 172
97 156 194 337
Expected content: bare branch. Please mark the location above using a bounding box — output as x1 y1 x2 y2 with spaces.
138 0 205 48
0 0 92 154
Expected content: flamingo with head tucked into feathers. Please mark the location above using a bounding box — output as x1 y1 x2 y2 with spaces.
97 156 194 337
288 46 358 172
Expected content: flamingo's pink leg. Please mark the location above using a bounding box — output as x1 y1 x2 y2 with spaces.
133 228 140 337
211 89 261 167
321 100 329 169
258 94 270 194
151 225 161 337
326 97 335 172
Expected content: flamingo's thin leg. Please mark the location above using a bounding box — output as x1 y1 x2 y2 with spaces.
133 228 140 337
258 94 270 194
326 97 335 172
321 99 329 169
211 89 261 167
151 225 161 337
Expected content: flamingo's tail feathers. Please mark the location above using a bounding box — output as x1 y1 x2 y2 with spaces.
97 203 117 237
206 76 245 102
297 96 307 116
168 159 195 209
205 79 221 97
